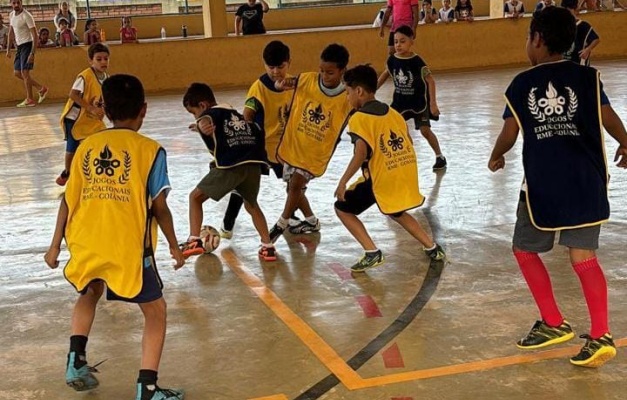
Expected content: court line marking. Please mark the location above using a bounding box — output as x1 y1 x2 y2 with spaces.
221 249 626 395
221 249 364 389
248 395 289 400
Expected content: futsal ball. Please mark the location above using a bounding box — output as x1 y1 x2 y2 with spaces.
199 225 220 253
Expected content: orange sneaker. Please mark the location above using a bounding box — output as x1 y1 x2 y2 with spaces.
179 238 204 259
258 245 277 262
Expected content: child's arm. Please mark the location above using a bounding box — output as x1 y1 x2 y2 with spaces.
260 0 270 12
411 4 420 32
488 117 519 172
69 88 104 119
196 115 216 137
44 198 69 269
377 69 390 90
602 104 627 168
425 73 439 116
335 139 368 201
83 31 89 45
152 192 185 270
579 38 600 63
5 26 13 57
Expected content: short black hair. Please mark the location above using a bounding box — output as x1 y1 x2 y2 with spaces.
530 6 576 55
85 18 96 31
320 43 349 70
183 83 216 107
561 0 578 9
88 43 109 59
263 40 290 67
394 25 414 39
39 27 50 34
343 64 378 94
102 74 145 121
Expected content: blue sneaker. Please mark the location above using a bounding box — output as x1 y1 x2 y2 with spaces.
65 352 100 391
135 383 185 400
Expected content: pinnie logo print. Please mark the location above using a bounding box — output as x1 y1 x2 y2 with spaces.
82 145 132 184
379 131 404 158
528 82 578 123
394 69 413 87
308 104 326 124
227 113 247 132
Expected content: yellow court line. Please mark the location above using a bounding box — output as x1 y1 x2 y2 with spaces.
248 395 289 400
221 250 364 390
359 337 627 388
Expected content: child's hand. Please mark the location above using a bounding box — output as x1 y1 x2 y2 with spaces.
196 115 215 136
274 77 296 91
430 102 440 117
170 246 186 270
334 183 347 201
488 156 505 172
89 105 105 119
579 47 592 61
188 123 199 132
614 146 627 169
44 247 60 269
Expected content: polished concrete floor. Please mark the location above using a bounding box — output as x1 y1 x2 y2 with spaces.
1 60 627 400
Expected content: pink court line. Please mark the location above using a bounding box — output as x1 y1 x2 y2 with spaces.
355 295 383 318
328 262 353 281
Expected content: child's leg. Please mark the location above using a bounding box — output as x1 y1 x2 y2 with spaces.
137 297 167 371
244 200 271 244
71 281 105 337
569 248 609 338
296 189 314 219
418 125 443 156
222 192 243 233
390 212 435 248
281 173 308 220
188 188 209 238
335 208 376 251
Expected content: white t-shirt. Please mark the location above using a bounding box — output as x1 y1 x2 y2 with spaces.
66 73 108 120
9 9 36 46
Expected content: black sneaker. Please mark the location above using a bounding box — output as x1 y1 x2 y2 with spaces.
570 333 616 368
351 250 385 272
424 244 445 261
269 223 285 243
432 156 447 171
288 218 321 234
516 320 575 349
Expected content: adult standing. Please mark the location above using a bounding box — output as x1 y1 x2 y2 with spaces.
53 1 78 45
6 0 48 108
235 0 269 36
379 0 420 55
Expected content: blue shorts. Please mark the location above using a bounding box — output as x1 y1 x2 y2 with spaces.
14 42 34 71
80 256 164 304
64 118 81 152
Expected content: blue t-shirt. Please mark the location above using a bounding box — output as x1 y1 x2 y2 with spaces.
148 148 170 201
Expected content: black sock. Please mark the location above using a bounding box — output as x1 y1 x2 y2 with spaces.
137 369 158 386
69 335 88 369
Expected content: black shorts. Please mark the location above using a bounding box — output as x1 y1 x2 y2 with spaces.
402 109 431 128
335 178 405 217
388 30 395 47
80 256 163 303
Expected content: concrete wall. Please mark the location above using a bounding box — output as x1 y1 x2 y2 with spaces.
2 11 626 104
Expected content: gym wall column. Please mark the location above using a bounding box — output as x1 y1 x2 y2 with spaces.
490 0 505 18
203 0 228 38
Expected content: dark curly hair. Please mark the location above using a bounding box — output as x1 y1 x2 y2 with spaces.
530 6 576 55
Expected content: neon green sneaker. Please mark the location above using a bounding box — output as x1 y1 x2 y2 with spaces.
570 333 616 368
516 320 575 349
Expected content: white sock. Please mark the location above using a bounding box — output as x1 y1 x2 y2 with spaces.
424 243 437 251
305 215 317 224
277 217 288 229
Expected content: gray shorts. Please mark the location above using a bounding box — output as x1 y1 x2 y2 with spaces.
282 164 314 183
197 163 261 205
513 201 600 252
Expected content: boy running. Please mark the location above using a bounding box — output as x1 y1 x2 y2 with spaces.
44 74 185 399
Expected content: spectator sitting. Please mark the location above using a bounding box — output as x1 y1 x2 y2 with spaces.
37 27 56 48
235 0 269 36
535 0 556 11
504 0 525 17
420 0 439 23
84 18 101 45
54 1 78 45
437 0 455 23
0 13 8 50
455 0 474 21
58 18 73 47
120 16 138 44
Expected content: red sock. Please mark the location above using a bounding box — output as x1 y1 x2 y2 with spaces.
513 251 564 327
572 257 609 338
